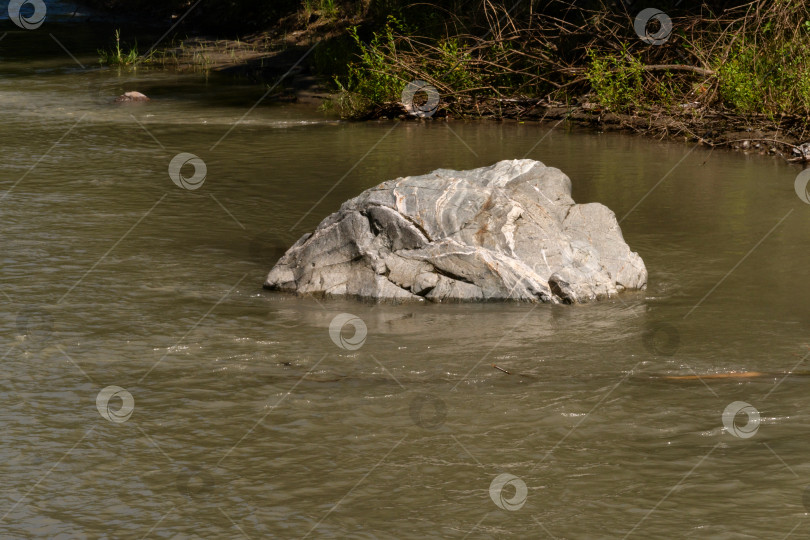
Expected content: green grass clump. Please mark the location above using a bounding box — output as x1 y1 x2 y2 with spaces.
98 30 140 66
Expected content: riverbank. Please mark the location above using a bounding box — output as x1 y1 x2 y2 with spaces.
84 0 810 163
484 101 810 163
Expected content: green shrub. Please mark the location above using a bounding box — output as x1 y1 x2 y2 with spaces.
335 17 407 116
716 41 810 115
585 49 644 111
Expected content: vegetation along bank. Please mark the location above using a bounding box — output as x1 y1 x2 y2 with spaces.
85 1 810 162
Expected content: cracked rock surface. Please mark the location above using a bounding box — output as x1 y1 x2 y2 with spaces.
264 159 647 303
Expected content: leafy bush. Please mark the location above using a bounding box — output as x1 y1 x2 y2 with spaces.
716 41 810 115
335 17 407 116
585 49 644 111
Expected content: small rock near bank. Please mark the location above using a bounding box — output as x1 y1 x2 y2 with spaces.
264 159 647 303
115 91 149 103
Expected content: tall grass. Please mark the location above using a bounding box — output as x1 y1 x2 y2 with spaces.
98 30 141 66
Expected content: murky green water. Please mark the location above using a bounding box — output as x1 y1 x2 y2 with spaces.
3 18 810 540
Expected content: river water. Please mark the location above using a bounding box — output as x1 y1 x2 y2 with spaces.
3 18 810 540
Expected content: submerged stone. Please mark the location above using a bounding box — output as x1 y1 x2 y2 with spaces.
115 91 149 103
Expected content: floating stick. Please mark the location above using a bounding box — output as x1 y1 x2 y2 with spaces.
663 371 765 380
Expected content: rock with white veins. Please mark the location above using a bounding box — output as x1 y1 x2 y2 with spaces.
264 159 647 303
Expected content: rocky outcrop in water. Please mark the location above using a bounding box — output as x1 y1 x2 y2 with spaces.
264 159 647 303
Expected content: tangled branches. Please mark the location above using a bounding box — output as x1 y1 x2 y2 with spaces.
337 0 810 129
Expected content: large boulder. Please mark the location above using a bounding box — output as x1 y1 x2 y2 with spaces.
264 159 647 303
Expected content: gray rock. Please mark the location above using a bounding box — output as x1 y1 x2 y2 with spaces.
264 159 647 303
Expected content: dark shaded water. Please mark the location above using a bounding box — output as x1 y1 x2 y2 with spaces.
3 17 810 540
